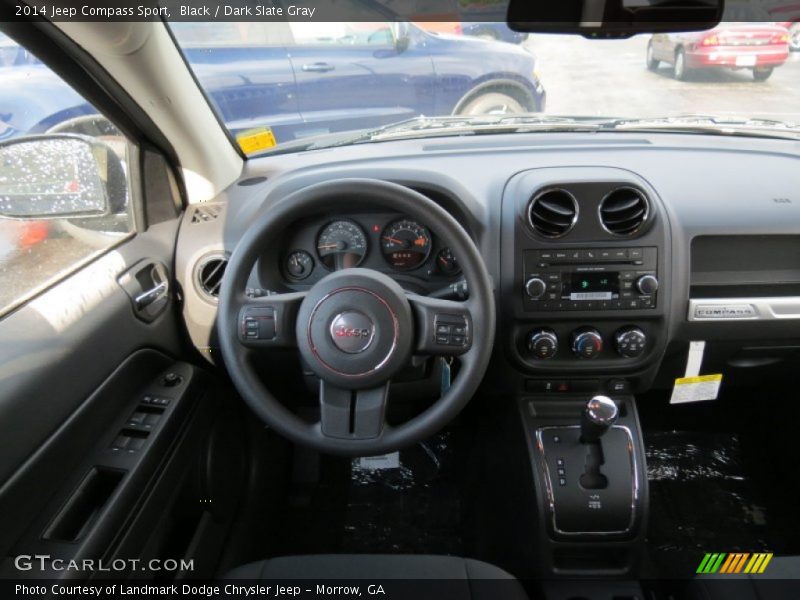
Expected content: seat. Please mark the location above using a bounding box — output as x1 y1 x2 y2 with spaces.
224 554 527 599
688 556 800 600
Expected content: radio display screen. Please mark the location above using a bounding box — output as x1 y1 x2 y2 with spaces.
567 272 620 300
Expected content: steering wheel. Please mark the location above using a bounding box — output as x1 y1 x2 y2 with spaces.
218 179 495 455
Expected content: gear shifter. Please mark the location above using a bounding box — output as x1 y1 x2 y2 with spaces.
580 395 619 444
579 396 619 489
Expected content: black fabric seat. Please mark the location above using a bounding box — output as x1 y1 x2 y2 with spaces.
225 554 527 599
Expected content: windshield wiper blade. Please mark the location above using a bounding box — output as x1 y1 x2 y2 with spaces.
358 114 615 142
257 115 607 154
601 115 800 139
369 119 602 141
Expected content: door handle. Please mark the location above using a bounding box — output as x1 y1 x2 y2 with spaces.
135 281 168 310
301 62 335 73
118 261 170 323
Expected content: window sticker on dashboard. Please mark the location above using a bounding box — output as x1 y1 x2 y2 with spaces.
669 341 722 404
236 127 277 154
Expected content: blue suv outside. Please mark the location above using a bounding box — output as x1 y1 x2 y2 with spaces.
1 19 545 145
172 19 545 145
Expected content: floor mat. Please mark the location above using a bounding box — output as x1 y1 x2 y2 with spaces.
645 430 794 578
341 430 464 554
273 430 465 557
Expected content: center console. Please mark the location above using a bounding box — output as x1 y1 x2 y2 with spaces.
519 394 648 577
499 167 671 579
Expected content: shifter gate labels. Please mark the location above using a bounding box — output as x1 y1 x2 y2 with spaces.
670 374 723 404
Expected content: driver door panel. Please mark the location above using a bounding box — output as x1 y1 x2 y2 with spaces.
0 215 232 577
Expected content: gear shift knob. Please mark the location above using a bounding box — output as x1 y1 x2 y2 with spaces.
580 395 619 443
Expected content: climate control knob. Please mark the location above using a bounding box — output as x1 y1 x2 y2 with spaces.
571 327 603 359
615 326 647 358
525 277 547 300
636 274 659 295
527 328 558 360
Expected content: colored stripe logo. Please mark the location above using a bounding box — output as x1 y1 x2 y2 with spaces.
697 553 773 574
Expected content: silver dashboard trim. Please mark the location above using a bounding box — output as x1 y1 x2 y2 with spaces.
688 297 800 321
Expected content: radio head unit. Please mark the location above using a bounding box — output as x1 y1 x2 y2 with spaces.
523 247 659 312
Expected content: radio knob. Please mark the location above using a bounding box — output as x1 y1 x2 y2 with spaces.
527 328 558 360
525 277 547 300
636 274 659 295
615 327 647 358
571 327 603 359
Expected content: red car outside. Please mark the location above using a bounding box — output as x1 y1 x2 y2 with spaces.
647 23 791 82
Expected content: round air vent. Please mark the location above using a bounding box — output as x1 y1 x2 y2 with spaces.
599 187 650 236
527 189 578 238
196 255 228 300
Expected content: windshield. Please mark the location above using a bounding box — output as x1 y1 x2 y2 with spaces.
168 15 800 155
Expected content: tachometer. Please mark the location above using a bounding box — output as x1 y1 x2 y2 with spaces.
380 219 432 270
316 220 368 271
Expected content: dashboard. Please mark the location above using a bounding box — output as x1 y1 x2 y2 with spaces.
175 130 800 396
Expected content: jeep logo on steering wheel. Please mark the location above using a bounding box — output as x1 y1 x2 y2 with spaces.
329 311 375 354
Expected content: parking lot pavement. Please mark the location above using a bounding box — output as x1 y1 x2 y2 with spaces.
0 231 95 313
527 35 800 123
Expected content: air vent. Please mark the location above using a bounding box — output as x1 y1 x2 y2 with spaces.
528 189 578 238
191 205 222 224
196 255 228 299
599 187 650 236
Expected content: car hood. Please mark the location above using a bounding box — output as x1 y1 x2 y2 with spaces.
429 32 531 56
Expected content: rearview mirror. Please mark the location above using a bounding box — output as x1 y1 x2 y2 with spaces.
507 0 725 36
0 135 124 220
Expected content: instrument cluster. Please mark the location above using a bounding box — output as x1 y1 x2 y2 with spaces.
279 215 462 286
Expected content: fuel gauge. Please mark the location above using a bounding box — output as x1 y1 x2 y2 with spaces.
285 250 314 280
436 248 461 276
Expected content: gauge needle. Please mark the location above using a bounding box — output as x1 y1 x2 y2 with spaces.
382 236 404 245
318 243 339 250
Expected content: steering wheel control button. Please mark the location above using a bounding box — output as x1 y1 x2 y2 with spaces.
434 315 469 348
527 328 558 359
614 326 647 358
571 327 603 359
240 307 276 341
329 311 375 354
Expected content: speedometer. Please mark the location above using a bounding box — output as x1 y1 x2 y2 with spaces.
316 220 368 271
380 219 432 270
